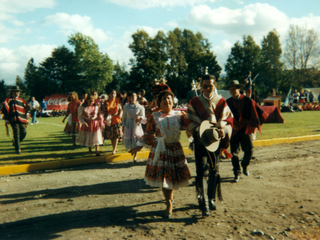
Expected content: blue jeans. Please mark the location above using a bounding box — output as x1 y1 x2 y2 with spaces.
31 110 38 124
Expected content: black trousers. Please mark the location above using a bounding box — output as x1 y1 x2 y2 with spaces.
11 122 27 151
230 128 253 176
194 131 220 202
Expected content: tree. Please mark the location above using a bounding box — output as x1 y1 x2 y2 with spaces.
129 28 221 99
24 58 46 100
284 25 320 87
258 30 284 96
225 35 261 86
107 62 130 93
15 75 28 100
0 79 7 102
40 46 80 93
68 32 114 93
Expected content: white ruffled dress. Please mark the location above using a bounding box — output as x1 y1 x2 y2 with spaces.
122 103 146 150
138 110 191 190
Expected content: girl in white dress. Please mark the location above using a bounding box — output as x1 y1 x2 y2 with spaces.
77 96 103 156
122 92 146 162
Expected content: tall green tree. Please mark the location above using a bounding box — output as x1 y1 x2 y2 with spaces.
225 35 261 86
258 30 284 96
68 32 114 93
24 58 46 100
0 79 7 102
40 46 79 94
129 28 221 99
107 62 130 93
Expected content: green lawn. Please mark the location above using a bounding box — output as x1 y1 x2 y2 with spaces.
1 111 320 166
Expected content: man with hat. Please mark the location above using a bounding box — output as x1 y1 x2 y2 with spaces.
1 86 30 154
185 74 233 216
225 80 268 182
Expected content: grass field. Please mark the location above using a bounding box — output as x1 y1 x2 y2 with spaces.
1 111 320 166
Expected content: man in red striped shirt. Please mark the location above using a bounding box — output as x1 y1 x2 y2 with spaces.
1 86 30 154
185 74 233 217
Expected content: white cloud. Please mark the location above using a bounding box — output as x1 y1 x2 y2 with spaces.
104 0 216 9
0 0 55 14
187 3 289 38
0 44 57 84
0 0 56 43
104 25 164 65
213 39 233 68
43 13 111 44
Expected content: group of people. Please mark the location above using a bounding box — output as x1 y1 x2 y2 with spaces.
2 74 269 219
62 89 149 157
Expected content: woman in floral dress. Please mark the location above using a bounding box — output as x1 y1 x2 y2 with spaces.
77 96 103 156
122 92 146 162
129 90 191 218
103 89 123 154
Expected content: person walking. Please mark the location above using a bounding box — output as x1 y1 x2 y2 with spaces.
62 92 81 146
129 90 191 218
103 89 123 154
29 96 40 125
1 86 30 154
185 74 233 217
77 95 103 156
122 91 146 162
225 80 268 182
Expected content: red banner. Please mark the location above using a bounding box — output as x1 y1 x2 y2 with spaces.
45 94 68 110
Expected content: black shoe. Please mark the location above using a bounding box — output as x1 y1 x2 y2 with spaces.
202 205 210 217
198 196 204 210
242 166 249 176
234 175 240 182
209 200 217 210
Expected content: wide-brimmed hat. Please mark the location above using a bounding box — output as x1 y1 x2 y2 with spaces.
159 78 167 84
10 86 21 92
199 120 221 152
224 80 245 90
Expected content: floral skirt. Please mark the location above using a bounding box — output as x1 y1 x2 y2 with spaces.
104 123 123 140
144 142 191 190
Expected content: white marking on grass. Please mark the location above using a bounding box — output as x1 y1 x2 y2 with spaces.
39 122 65 127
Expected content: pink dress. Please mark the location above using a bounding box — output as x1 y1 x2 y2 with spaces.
76 104 103 147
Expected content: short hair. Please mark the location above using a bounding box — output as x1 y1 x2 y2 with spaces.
157 90 175 108
200 75 216 85
127 91 137 98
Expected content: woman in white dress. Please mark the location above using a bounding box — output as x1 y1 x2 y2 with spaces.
76 96 103 156
129 90 191 218
122 92 146 162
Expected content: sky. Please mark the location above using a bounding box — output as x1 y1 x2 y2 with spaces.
1 0 320 85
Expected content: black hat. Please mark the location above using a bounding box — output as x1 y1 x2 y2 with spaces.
224 80 245 90
10 86 21 92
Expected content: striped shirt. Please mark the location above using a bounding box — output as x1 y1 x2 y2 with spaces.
185 94 233 146
2 97 29 124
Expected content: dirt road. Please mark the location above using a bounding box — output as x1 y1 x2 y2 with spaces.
1 141 320 239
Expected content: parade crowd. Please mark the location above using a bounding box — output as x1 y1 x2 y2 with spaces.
1 73 291 219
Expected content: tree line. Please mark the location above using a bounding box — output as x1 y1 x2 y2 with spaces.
0 25 319 103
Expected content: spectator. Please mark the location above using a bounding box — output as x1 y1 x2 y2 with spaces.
41 99 48 113
29 96 40 125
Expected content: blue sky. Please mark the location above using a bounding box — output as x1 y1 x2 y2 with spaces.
1 0 320 85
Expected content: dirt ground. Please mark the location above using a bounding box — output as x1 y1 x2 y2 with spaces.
0 140 320 240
